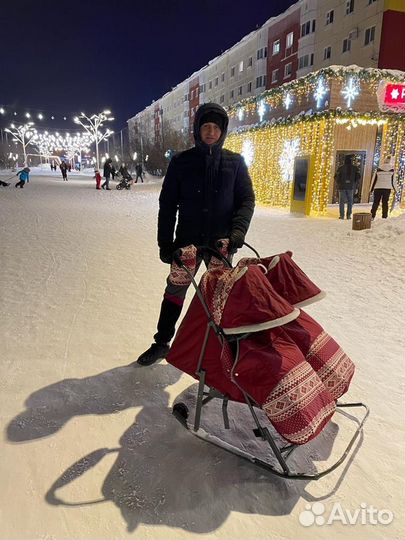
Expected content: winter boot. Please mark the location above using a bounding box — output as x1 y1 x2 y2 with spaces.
136 342 171 366
136 298 183 366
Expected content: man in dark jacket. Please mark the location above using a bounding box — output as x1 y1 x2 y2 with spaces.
102 158 113 190
137 102 255 366
334 154 360 220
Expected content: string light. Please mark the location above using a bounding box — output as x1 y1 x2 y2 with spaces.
341 77 360 108
283 92 292 110
279 138 300 182
313 77 329 109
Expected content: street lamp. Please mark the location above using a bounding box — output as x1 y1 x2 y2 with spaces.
5 123 37 166
73 110 114 169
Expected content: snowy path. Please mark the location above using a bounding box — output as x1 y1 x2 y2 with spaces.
0 174 404 539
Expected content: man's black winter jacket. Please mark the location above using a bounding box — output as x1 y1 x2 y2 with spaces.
157 103 255 250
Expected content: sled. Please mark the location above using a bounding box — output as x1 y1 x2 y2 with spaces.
168 244 369 480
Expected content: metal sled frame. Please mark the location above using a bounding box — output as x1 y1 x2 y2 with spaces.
171 246 369 480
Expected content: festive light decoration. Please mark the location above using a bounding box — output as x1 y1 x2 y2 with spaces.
237 107 245 121
257 99 267 122
224 109 404 214
5 123 38 165
341 77 360 108
279 138 300 182
241 139 254 167
283 92 292 110
74 110 114 169
313 77 329 109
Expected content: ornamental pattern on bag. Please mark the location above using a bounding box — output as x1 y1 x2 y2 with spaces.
306 331 355 400
169 245 197 286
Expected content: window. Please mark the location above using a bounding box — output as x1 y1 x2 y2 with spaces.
248 56 253 67
284 62 292 78
342 38 351 52
221 72 225 82
215 77 219 86
346 0 354 14
247 81 252 92
301 19 316 36
310 53 314 65
298 55 309 69
230 66 235 77
364 26 375 45
256 75 265 88
286 32 294 48
183 94 188 102
199 83 206 93
324 46 331 60
257 47 267 60
238 85 243 95
326 10 334 24
264 46 268 57
220 94 224 103
273 39 280 55
209 80 212 90
230 89 234 99
239 60 244 72
271 69 278 83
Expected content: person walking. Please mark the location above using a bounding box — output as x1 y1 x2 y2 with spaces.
102 158 112 190
135 163 144 183
60 161 68 181
334 155 360 220
15 167 30 188
136 102 255 366
370 158 396 220
94 169 102 190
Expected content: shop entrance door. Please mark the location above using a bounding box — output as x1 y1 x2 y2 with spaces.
333 151 366 203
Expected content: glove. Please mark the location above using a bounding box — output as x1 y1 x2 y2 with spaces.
229 229 245 253
159 243 174 264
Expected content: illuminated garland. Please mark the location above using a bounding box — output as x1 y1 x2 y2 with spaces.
226 66 405 118
224 113 405 215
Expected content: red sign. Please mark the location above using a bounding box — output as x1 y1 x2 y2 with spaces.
377 81 405 112
384 84 405 104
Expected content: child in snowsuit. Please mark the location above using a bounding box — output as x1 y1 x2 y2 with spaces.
15 167 30 188
94 170 102 190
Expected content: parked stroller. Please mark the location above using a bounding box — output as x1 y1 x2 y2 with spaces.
116 173 132 190
168 242 368 480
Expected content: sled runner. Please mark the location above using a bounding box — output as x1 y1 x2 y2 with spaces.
168 244 369 480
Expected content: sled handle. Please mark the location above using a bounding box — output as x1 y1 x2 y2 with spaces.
172 245 232 268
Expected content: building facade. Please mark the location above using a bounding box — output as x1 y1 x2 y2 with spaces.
127 0 405 174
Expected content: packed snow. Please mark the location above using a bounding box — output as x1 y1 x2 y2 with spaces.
0 169 404 540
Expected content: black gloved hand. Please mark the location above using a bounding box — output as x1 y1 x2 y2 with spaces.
229 229 245 253
159 243 174 264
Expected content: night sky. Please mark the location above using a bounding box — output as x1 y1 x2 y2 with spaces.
1 0 296 130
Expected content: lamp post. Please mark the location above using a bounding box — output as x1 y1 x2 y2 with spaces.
5 123 37 166
73 110 114 169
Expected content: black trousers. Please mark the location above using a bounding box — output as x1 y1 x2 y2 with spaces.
371 189 391 218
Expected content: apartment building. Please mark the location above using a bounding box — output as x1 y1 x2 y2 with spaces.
128 0 405 148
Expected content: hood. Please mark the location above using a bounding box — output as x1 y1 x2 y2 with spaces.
193 103 229 153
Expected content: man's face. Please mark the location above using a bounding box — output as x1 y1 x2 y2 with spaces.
200 122 222 145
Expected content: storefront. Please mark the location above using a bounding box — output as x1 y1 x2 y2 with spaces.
225 66 405 215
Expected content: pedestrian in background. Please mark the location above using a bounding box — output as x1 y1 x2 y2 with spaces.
15 167 30 188
135 163 144 183
334 155 360 220
60 161 68 181
370 158 396 220
102 158 112 190
94 169 102 190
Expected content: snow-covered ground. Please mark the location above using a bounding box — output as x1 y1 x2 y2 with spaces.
0 172 404 540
